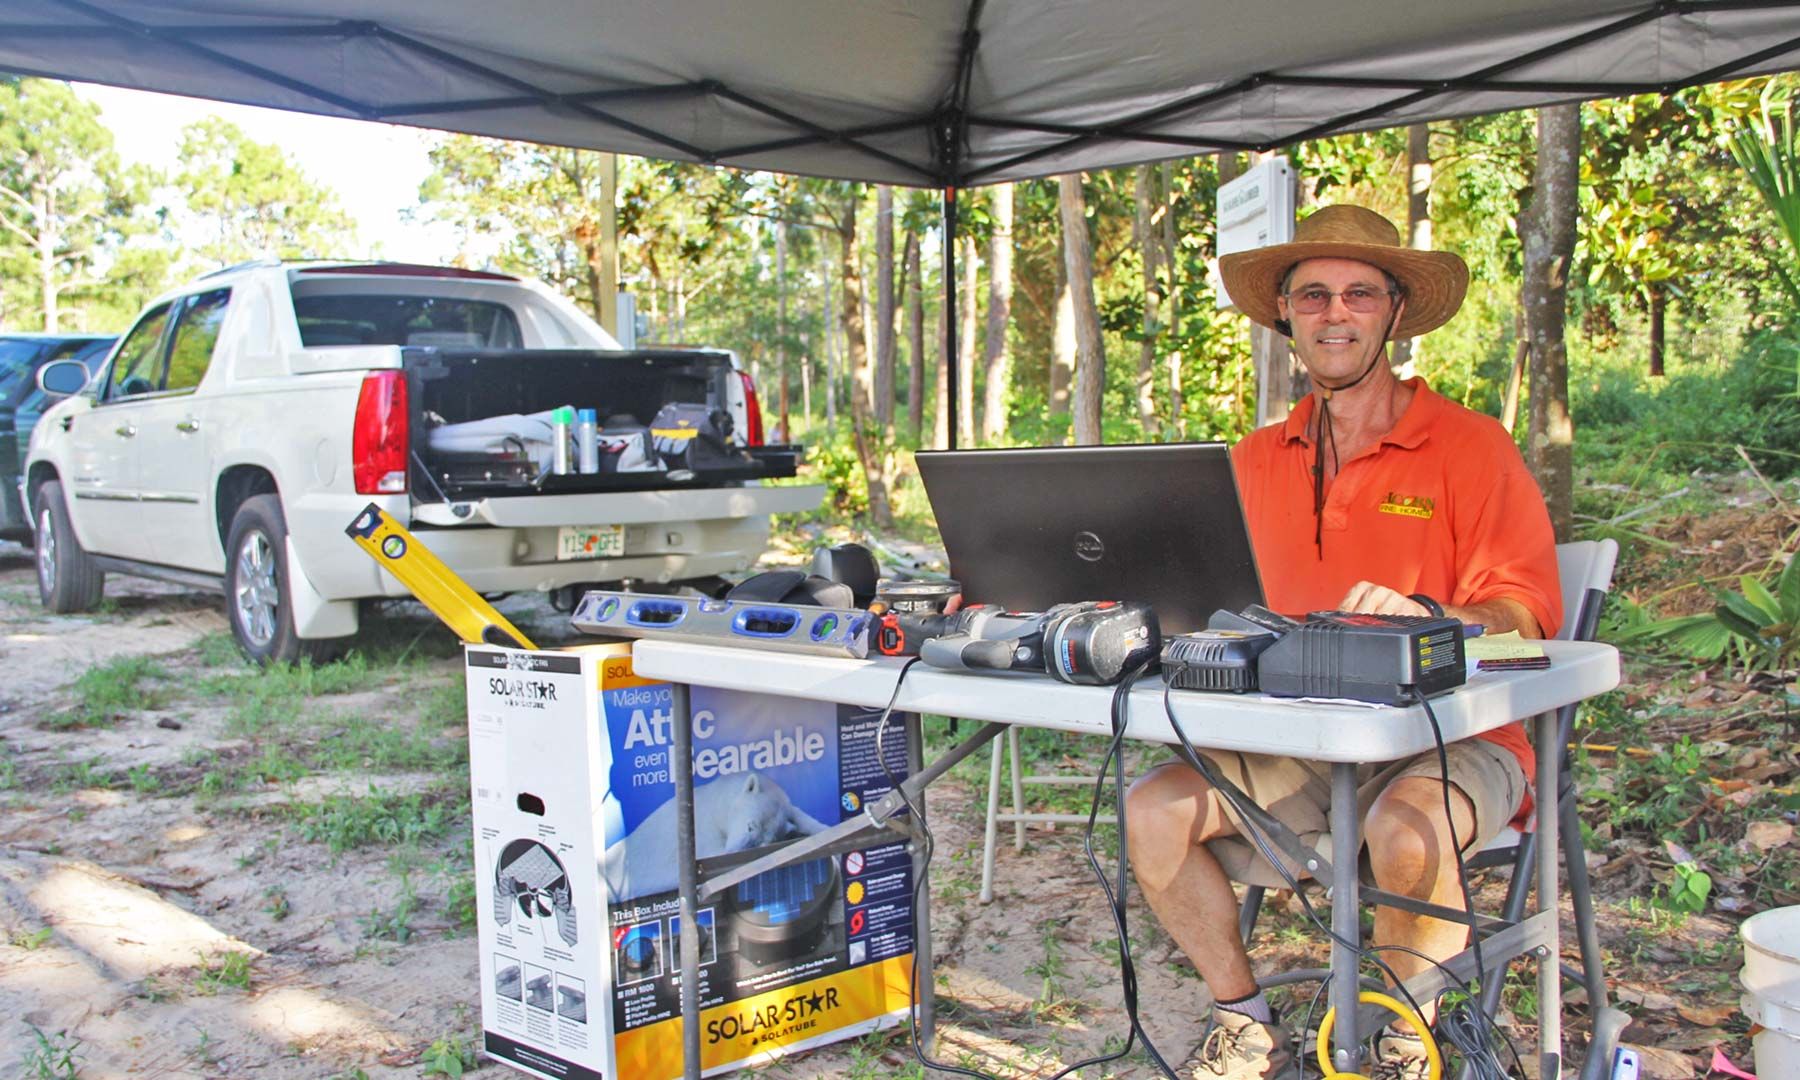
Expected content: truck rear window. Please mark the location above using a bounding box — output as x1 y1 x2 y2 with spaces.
291 293 524 348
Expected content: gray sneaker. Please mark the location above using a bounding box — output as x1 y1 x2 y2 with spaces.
1192 1008 1300 1080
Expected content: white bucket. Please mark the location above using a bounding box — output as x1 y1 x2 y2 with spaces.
1741 905 1800 1077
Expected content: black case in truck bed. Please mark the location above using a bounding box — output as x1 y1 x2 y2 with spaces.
405 347 801 501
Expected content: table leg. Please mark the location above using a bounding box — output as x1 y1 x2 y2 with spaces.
906 710 937 1052
1330 761 1362 1074
1536 710 1563 1079
671 681 702 1080
981 729 1003 904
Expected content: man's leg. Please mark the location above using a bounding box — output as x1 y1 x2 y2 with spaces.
1364 740 1523 1017
1363 774 1479 1001
1125 761 1259 1000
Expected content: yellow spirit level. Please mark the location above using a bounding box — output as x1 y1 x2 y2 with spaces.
345 503 536 650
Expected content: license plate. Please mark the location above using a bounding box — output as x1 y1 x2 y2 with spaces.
556 524 624 561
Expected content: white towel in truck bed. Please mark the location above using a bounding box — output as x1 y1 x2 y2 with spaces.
427 409 561 473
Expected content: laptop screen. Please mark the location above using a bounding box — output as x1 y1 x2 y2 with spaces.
914 442 1265 636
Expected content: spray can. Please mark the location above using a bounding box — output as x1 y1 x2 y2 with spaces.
550 406 575 475
576 409 599 474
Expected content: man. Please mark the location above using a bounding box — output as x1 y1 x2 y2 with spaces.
1125 205 1561 1079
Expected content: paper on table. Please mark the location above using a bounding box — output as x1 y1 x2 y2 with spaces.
1465 630 1546 662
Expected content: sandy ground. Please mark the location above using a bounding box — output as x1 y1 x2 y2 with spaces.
0 542 1238 1080
0 539 1614 1080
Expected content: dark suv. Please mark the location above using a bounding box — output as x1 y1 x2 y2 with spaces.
0 334 114 542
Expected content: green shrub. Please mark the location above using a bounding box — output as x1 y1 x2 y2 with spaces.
1576 330 1800 480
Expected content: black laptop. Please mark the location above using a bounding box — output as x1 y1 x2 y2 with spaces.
913 442 1265 636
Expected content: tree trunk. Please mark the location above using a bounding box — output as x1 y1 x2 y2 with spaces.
1393 122 1433 374
1523 104 1579 542
1648 283 1666 378
875 186 896 432
39 184 58 334
1134 164 1162 434
905 230 925 436
981 182 1014 444
958 234 979 447
893 223 908 427
822 255 837 429
1162 161 1184 437
776 224 790 440
838 200 894 527
1060 173 1106 446
1050 247 1075 420
801 339 812 424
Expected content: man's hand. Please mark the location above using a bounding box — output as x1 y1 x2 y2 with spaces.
1337 581 1544 638
1337 581 1429 617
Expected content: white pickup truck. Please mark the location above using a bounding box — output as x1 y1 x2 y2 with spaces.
24 262 822 663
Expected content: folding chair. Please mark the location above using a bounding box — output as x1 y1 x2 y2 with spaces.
1232 539 1623 1077
979 724 1109 903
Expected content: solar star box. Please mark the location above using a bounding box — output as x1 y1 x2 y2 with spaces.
468 641 918 1080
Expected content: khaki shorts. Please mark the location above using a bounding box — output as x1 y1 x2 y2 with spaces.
1193 740 1527 889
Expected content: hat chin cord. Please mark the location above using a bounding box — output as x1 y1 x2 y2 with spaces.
1307 305 1403 558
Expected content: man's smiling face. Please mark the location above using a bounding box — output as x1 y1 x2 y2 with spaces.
1278 257 1404 387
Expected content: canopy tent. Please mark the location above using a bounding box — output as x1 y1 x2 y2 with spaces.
5 0 1800 187
5 0 1800 438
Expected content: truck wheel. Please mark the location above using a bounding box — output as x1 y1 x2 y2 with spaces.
33 480 104 613
225 495 341 666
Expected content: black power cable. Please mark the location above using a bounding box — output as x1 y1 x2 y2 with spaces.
871 659 1185 1080
1415 689 1525 1080
861 658 1522 1078
1159 682 1524 1078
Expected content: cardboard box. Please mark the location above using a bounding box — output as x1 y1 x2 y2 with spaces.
468 642 917 1080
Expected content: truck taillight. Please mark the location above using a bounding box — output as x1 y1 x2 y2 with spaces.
737 370 765 446
352 370 409 495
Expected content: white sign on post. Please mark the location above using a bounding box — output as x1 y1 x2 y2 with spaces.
1211 156 1296 310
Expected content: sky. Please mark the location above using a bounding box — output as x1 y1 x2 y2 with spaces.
74 82 462 264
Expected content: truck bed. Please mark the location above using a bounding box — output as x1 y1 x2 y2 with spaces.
406 347 800 502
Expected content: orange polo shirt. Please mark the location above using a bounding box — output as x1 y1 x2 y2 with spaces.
1230 379 1562 793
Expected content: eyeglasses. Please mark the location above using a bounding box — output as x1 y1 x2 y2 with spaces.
1282 286 1396 315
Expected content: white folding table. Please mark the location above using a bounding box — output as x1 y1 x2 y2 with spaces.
633 638 1619 1079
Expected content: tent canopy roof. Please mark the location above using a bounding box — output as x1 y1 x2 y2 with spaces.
4 0 1800 186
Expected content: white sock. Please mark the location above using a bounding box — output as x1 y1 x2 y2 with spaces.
1217 990 1273 1025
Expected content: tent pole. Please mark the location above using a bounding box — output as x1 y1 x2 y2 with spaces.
943 184 959 450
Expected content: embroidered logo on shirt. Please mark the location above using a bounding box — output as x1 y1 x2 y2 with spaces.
1377 491 1435 519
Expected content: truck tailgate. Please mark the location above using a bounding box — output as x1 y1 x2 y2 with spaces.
409 484 826 528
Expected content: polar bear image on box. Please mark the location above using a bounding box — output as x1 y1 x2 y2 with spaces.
602 771 829 901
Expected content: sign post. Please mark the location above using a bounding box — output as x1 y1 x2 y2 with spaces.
1212 156 1298 427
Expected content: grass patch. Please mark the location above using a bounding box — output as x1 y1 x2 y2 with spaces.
18 1025 82 1079
51 655 169 728
192 631 249 669
51 757 113 793
308 709 467 773
419 679 469 729
842 1026 926 1080
9 926 53 949
419 1034 478 1078
359 874 419 943
285 788 453 853
344 604 468 666
191 949 255 995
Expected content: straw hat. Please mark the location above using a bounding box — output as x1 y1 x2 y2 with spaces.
1218 205 1469 340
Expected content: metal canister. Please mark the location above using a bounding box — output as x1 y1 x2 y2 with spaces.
874 578 960 615
550 405 575 474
